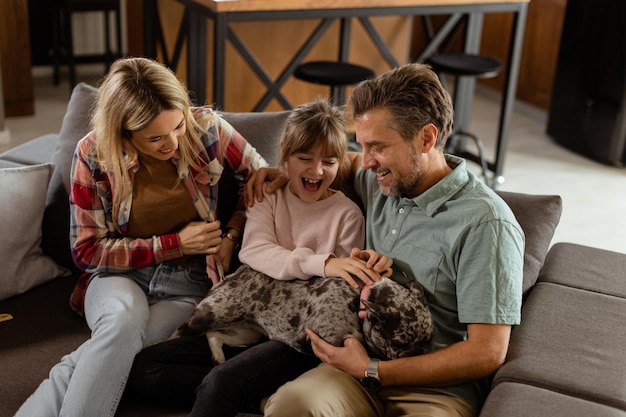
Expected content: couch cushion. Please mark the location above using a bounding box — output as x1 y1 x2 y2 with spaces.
43 83 98 270
538 242 626 298
52 82 98 195
0 159 25 169
493 282 626 410
480 382 626 417
496 191 562 296
0 134 59 166
0 164 70 301
220 111 290 167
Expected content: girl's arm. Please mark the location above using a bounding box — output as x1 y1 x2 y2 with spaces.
215 116 268 233
237 187 326 280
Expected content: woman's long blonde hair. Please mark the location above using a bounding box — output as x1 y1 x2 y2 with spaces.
91 57 215 227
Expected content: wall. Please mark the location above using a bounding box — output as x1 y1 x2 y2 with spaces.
129 0 567 112
411 0 567 110
125 0 413 112
481 0 567 110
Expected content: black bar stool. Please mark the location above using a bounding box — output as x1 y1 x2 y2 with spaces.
294 61 375 106
426 53 502 184
52 0 123 89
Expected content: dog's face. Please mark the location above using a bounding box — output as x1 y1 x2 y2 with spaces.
361 278 433 360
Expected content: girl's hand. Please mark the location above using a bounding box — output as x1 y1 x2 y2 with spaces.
350 248 394 278
178 220 222 255
325 256 385 288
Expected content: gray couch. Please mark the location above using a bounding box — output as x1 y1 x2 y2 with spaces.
1 83 624 417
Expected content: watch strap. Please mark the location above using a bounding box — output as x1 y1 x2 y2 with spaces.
365 358 380 379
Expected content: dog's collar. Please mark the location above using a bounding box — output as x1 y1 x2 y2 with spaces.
358 284 371 320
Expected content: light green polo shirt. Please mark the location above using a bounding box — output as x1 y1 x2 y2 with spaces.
354 155 524 411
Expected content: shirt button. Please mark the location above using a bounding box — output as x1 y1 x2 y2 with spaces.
399 208 405 214
391 229 397 235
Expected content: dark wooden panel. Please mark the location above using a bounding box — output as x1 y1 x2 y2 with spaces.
0 0 34 116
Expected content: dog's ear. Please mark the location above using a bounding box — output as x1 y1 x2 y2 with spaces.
407 280 427 299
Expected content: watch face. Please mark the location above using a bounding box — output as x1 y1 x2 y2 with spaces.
362 376 381 392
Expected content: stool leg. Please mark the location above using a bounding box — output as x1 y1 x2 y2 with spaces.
115 2 123 59
52 5 62 85
447 131 490 184
104 10 113 68
330 85 342 106
65 6 76 89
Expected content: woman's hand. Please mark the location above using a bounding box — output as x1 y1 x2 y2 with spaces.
244 167 289 207
218 230 241 272
178 220 222 255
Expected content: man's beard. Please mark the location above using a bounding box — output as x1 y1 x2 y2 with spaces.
387 147 423 198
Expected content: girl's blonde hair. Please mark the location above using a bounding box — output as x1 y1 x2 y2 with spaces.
91 57 216 226
280 99 350 191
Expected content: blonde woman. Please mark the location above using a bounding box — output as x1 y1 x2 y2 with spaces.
15 57 266 417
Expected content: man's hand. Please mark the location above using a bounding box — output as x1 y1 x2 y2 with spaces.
351 248 393 278
306 328 370 380
244 167 288 207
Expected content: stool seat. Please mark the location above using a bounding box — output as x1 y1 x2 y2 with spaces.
294 61 375 87
426 53 501 78
53 0 123 89
425 52 502 185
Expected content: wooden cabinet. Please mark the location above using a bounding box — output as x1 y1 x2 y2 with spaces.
0 0 34 117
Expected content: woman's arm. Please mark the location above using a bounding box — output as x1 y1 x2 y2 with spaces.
213 117 269 271
69 137 199 273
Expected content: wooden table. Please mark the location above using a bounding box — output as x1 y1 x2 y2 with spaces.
144 0 530 185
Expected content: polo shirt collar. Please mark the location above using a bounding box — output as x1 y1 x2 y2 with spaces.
412 155 469 216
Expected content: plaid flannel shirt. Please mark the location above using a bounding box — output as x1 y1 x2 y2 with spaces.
68 108 267 315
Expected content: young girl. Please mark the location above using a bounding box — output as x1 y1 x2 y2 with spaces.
15 57 266 417
128 99 392 416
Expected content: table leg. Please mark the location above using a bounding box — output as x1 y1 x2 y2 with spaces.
493 4 528 186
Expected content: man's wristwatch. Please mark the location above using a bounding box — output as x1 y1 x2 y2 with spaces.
361 358 381 392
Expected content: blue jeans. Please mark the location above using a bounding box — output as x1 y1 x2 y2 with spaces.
14 263 211 417
128 336 320 416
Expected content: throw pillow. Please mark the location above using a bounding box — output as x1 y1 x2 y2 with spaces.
496 191 563 297
44 82 98 271
0 164 70 301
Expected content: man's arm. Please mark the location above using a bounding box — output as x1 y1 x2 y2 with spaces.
307 323 511 387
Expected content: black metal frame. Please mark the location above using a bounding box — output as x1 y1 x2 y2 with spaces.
143 0 528 185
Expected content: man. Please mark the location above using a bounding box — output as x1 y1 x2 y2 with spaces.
248 63 524 417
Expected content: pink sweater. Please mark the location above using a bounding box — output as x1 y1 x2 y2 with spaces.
238 184 365 280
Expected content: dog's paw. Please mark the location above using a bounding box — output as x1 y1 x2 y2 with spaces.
207 333 227 364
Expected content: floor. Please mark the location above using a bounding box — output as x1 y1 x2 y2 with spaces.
3 66 626 254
